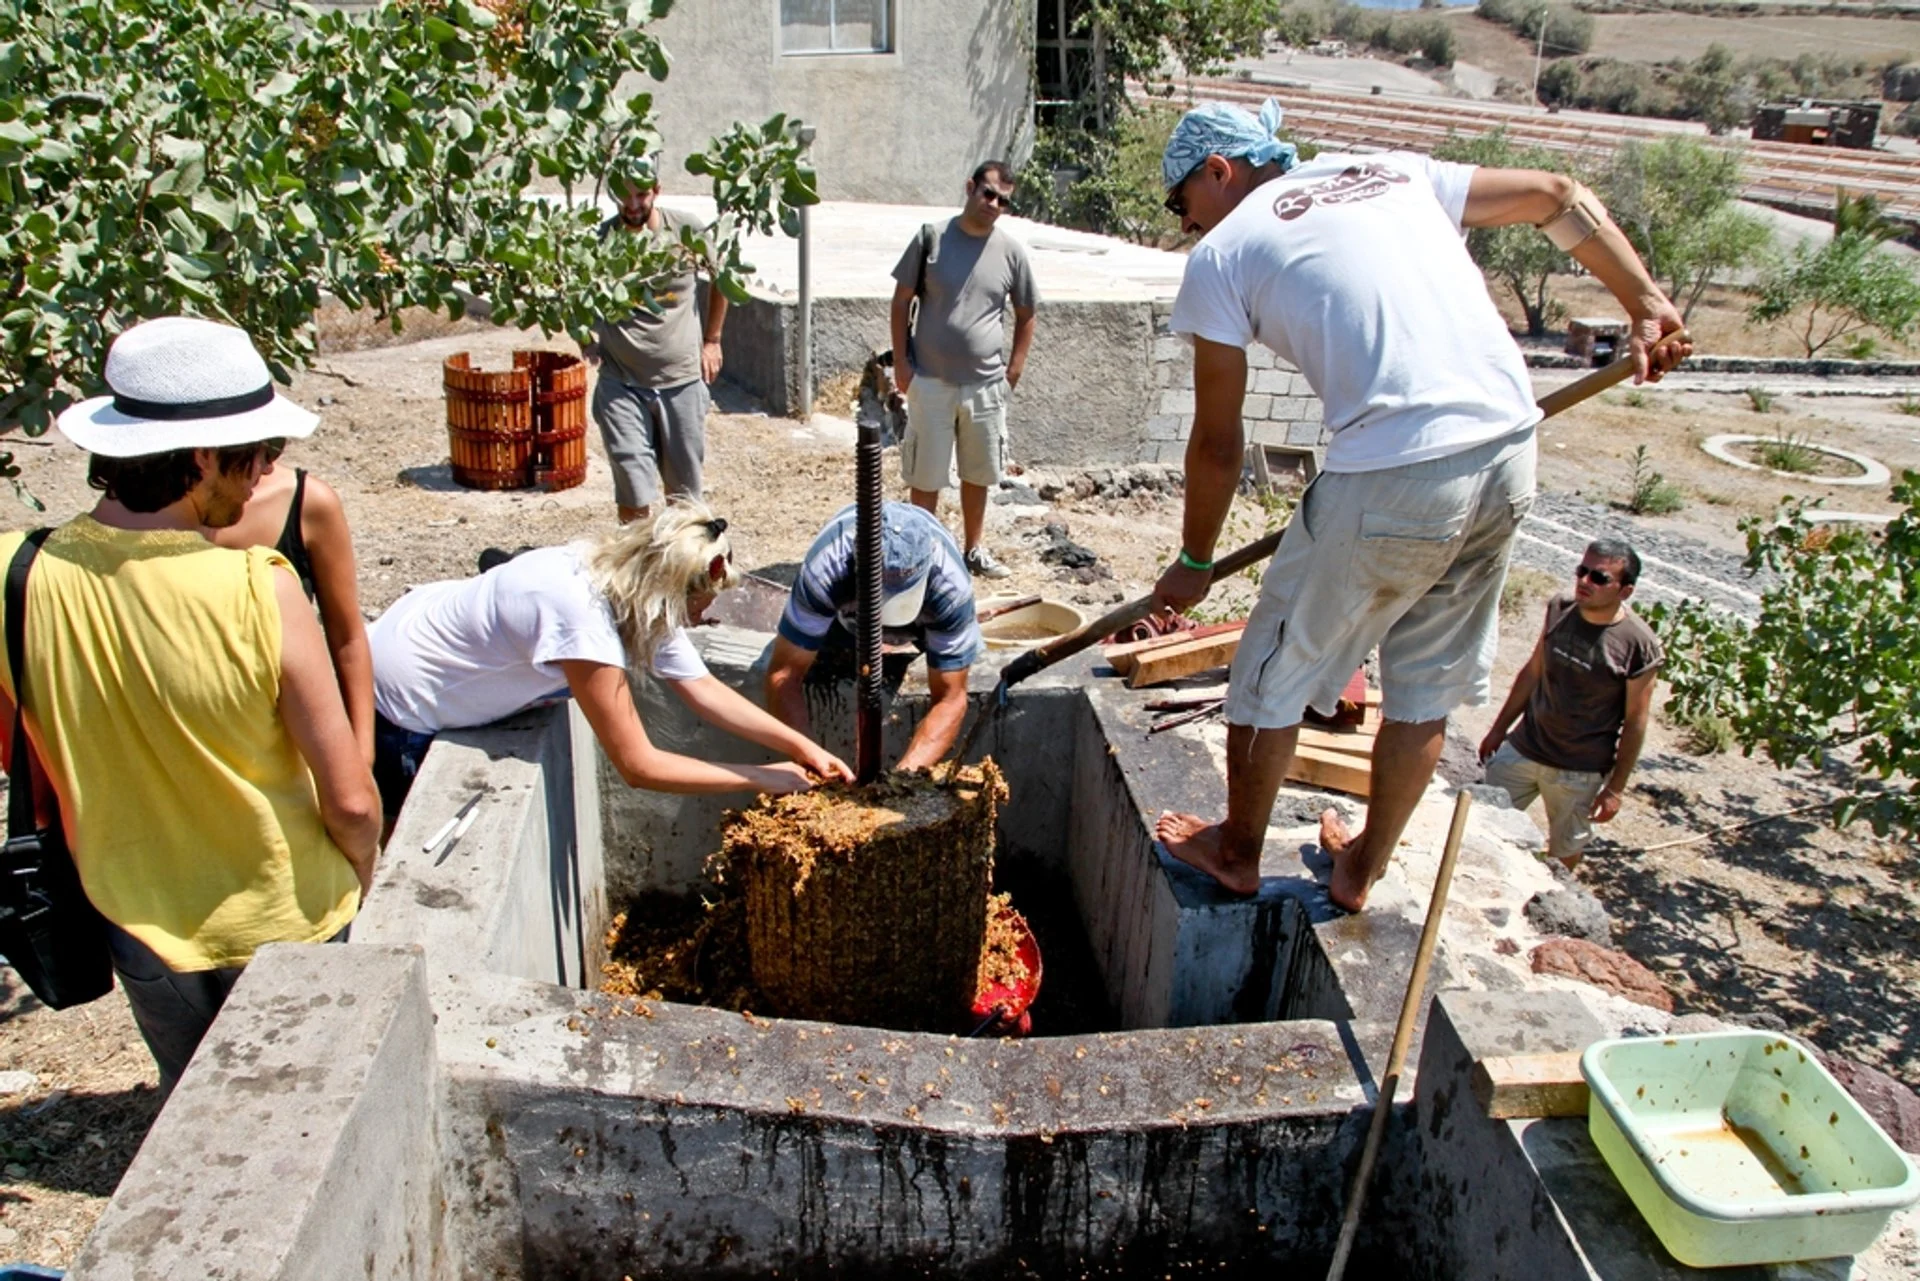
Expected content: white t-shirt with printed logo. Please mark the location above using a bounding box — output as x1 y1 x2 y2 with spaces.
1170 151 1540 474
370 544 709 735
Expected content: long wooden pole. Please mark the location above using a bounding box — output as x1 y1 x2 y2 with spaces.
1324 790 1474 1281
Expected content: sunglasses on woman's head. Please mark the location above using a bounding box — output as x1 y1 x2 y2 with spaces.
261 438 287 464
1574 564 1620 587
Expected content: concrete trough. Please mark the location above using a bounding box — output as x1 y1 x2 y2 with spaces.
69 625 1914 1279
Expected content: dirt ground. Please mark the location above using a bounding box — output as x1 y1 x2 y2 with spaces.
1 316 1916 1268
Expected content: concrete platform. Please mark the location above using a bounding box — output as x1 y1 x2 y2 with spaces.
65 626 1919 1279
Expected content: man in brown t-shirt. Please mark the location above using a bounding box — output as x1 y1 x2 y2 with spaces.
1479 538 1663 867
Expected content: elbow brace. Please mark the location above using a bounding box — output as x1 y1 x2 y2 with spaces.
1538 182 1609 253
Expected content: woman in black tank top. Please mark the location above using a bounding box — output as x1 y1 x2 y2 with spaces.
207 461 375 768
274 469 320 602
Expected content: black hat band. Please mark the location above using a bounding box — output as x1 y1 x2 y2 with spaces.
111 382 276 421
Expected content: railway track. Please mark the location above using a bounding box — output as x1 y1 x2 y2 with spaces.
1173 79 1920 224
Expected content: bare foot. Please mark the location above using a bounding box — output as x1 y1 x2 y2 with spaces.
1320 808 1380 913
1155 811 1260 897
1319 807 1354 857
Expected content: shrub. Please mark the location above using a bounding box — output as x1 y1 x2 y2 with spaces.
1674 707 1737 756
1626 445 1685 514
1745 386 1775 413
1756 429 1818 474
1648 473 1920 840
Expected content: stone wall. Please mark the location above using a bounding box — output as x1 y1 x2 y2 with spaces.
725 293 1329 470
1141 300 1328 467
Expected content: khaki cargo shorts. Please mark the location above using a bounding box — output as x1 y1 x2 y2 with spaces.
901 374 1009 491
1483 740 1606 860
1225 427 1536 729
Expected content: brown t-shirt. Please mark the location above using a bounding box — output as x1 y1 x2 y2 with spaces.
592 206 704 389
1509 595 1663 774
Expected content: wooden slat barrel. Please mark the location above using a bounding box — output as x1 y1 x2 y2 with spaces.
444 353 532 490
517 349 587 493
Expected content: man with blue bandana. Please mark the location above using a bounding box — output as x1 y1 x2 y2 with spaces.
1149 99 1689 913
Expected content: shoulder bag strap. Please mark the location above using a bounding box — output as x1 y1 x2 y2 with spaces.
7 528 54 841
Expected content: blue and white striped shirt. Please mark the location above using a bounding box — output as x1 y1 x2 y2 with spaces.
777 503 982 672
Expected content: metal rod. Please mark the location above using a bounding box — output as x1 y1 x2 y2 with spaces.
854 419 884 783
795 125 816 420
1324 790 1474 1281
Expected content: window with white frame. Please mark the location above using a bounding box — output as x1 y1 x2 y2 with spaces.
780 0 893 55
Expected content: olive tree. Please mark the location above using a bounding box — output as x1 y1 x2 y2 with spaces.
0 0 817 491
1603 136 1773 322
1433 129 1579 338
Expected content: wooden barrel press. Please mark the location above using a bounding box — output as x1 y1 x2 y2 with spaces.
443 349 588 492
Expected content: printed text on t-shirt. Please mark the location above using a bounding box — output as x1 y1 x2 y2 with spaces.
1272 164 1410 222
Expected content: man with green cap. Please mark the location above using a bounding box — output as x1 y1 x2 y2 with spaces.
1148 98 1689 913
583 154 730 524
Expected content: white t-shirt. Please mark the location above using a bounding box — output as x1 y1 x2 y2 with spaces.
1170 151 1540 473
369 544 709 735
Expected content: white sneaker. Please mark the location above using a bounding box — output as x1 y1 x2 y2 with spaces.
966 546 1012 579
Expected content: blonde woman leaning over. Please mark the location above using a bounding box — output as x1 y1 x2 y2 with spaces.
367 499 852 816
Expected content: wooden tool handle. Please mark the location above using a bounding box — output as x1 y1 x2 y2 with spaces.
1535 329 1690 420
995 328 1686 695
997 525 1285 690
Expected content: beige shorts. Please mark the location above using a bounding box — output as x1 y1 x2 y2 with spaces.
902 374 1009 491
1483 740 1606 860
1225 428 1536 729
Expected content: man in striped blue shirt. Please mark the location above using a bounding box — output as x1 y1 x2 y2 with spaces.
765 502 982 771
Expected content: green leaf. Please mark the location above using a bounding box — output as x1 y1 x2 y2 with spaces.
260 70 300 101
424 16 457 43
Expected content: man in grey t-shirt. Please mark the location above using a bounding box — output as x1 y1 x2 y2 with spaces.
583 159 729 524
890 159 1039 579
1478 538 1664 867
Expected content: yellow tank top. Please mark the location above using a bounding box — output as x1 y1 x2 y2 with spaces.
0 516 359 971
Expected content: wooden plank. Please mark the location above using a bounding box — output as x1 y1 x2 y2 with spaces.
1298 726 1375 761
1126 633 1243 689
1102 622 1244 674
1284 744 1371 797
1470 1053 1590 1119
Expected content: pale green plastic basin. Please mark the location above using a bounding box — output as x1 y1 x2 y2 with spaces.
1582 1030 1920 1268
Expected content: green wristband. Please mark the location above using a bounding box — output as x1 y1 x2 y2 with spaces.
1178 549 1213 572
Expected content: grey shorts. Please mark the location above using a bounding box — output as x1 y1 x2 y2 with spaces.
1226 428 1536 729
591 372 709 509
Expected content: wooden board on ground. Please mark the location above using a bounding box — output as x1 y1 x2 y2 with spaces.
1126 632 1245 689
1102 622 1244 675
1470 1052 1590 1119
1298 725 1375 761
1285 744 1371 797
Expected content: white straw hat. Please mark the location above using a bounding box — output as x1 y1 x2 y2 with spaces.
55 316 320 457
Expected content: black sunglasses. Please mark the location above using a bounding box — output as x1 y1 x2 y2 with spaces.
975 186 1013 208
261 438 287 465
1164 161 1205 220
1574 564 1624 587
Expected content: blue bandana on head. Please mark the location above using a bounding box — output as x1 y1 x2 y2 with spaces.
1161 98 1299 191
